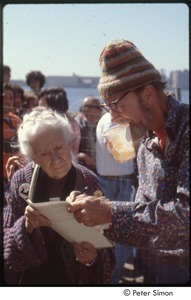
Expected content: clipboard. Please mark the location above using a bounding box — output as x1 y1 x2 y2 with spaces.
28 164 114 248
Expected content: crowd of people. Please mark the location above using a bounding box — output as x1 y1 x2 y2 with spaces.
2 38 189 286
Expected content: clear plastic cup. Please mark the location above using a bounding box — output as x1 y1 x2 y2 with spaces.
102 123 136 163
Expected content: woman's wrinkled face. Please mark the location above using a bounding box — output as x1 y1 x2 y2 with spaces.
31 127 72 179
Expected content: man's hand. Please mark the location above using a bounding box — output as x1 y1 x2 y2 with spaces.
67 193 112 227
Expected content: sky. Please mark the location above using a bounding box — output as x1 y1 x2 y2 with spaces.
2 2 189 80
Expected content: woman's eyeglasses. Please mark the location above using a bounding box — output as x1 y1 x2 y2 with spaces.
101 91 129 112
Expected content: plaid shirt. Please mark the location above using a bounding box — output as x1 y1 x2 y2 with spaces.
105 95 189 257
79 119 97 163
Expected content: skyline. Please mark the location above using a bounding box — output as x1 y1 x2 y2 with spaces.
2 3 189 80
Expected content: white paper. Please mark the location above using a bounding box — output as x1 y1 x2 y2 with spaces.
27 199 114 249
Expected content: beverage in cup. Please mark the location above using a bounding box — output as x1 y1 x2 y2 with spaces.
102 123 136 163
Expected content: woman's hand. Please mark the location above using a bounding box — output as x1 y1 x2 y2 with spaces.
73 241 98 266
24 204 52 233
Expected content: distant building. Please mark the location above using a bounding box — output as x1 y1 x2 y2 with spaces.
12 69 189 90
46 74 99 88
159 69 168 83
168 70 189 89
46 75 78 87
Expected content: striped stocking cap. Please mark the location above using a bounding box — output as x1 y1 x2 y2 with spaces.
98 39 162 100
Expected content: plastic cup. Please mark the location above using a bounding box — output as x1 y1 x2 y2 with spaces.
102 123 136 163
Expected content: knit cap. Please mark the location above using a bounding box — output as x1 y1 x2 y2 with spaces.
98 39 162 100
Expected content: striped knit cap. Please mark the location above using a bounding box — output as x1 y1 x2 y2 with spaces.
98 39 162 100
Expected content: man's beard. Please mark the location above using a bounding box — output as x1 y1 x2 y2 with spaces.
130 122 148 141
130 106 153 142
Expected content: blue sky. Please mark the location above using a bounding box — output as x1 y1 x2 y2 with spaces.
2 2 189 80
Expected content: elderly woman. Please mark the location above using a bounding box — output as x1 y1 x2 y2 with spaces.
3 109 115 286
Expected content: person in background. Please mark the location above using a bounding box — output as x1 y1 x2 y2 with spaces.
4 99 40 185
74 104 86 128
3 109 115 286
10 84 25 118
67 39 189 284
3 83 22 190
96 112 137 284
3 65 11 84
26 70 46 96
22 91 38 115
38 87 81 155
76 96 102 173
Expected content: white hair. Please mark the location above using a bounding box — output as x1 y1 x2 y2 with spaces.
18 109 75 159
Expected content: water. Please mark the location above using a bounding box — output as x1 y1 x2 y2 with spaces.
19 84 189 113
65 87 189 112
64 87 100 112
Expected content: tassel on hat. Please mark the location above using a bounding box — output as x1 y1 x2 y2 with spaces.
98 39 162 100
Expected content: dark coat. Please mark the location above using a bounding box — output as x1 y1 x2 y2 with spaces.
4 162 115 286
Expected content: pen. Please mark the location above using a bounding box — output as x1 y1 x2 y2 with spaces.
79 186 88 195
78 187 103 196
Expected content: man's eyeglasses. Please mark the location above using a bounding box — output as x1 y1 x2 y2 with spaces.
84 104 101 110
101 91 129 112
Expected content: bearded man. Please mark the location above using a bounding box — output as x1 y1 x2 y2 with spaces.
67 40 189 285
